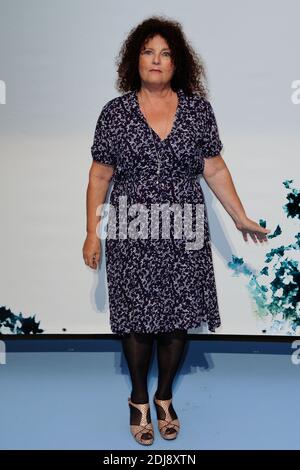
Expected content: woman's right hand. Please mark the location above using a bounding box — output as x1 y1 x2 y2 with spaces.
82 234 101 270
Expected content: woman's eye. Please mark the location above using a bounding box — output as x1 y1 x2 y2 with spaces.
142 50 171 56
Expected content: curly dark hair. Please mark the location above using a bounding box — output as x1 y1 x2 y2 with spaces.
115 15 209 98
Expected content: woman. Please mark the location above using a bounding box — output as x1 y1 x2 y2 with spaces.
83 16 270 445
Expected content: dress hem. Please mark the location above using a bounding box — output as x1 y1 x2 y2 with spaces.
109 318 221 336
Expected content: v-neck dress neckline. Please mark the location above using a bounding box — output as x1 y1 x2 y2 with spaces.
133 88 183 143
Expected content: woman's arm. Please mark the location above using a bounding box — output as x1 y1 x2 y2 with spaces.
202 155 271 243
83 161 115 269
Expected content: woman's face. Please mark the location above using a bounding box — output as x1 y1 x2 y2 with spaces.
138 34 175 88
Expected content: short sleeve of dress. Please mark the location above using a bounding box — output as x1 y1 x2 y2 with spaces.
200 100 223 159
90 105 117 167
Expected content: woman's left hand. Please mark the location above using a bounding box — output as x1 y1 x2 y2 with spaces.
235 216 271 243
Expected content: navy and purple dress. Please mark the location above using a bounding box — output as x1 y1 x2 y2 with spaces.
91 88 223 335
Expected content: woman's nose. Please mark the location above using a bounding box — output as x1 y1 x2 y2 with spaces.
152 56 160 64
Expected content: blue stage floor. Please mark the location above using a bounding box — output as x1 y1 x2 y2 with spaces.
0 340 299 450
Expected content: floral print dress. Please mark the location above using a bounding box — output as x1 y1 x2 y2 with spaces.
91 88 223 335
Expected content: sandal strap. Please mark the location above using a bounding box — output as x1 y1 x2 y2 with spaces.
133 423 154 439
158 419 180 432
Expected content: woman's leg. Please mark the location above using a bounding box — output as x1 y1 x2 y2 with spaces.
155 329 188 400
121 332 155 404
152 329 187 438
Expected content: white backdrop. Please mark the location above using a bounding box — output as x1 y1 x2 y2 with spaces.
0 0 299 335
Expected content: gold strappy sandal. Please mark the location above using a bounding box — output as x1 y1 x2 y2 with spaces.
153 394 180 440
128 398 154 445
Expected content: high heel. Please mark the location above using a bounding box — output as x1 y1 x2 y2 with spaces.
128 398 154 445
153 394 180 440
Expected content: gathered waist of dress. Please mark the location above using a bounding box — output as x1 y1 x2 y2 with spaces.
113 172 199 184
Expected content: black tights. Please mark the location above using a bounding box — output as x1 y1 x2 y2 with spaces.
121 329 188 404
